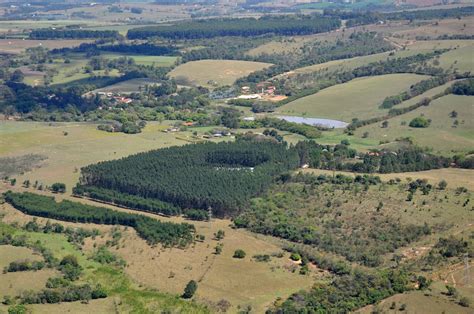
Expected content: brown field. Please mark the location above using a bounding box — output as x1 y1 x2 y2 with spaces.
0 39 90 54
0 268 58 298
0 245 43 269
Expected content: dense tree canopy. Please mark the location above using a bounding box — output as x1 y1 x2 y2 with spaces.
75 140 299 216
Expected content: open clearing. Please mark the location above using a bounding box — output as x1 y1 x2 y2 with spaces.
355 94 474 155
277 73 429 122
169 59 272 88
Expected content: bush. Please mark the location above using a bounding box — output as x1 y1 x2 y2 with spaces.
409 116 430 128
51 182 66 193
233 249 246 259
183 280 197 299
290 253 301 261
459 297 470 307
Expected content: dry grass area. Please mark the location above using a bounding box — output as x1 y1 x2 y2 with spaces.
392 17 474 40
0 269 58 298
0 188 315 313
0 39 90 54
302 168 474 190
0 245 43 269
169 59 272 88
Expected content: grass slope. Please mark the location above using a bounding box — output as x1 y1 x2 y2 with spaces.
355 94 474 155
277 73 429 122
169 59 272 88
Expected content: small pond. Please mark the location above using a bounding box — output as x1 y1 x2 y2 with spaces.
277 116 348 129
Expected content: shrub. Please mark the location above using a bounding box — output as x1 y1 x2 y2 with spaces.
409 116 430 128
51 182 66 193
183 280 197 299
290 253 301 261
233 249 246 259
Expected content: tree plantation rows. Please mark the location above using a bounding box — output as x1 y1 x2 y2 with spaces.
4 192 195 247
127 15 341 39
76 140 299 216
29 29 121 40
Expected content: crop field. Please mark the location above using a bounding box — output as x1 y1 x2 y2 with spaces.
355 94 474 155
0 20 112 35
169 59 272 88
277 73 429 122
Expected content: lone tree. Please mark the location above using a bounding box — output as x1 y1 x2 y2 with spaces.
233 249 246 259
183 280 197 299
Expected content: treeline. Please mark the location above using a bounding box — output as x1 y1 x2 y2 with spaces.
342 6 474 27
380 75 451 109
73 185 181 216
4 192 195 247
294 141 450 173
76 140 299 216
18 284 107 305
29 29 120 40
348 148 451 173
127 15 340 39
51 42 178 56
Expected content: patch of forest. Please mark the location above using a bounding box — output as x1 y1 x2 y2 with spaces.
74 140 299 216
127 15 341 39
3 192 195 247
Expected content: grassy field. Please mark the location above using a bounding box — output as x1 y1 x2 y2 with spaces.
354 94 474 155
169 59 272 88
93 78 161 94
100 53 178 67
277 73 429 122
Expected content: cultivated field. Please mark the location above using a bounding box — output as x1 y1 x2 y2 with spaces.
169 59 272 88
276 73 429 122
